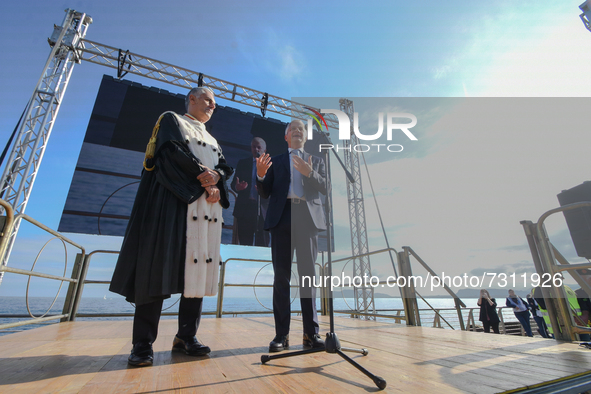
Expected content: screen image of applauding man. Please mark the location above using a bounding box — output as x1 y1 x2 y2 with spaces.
231 137 270 247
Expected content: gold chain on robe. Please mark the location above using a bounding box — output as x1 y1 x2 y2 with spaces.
143 114 165 171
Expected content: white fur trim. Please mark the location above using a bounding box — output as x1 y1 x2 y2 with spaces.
174 113 222 297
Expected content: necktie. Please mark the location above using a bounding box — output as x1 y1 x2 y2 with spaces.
291 150 304 198
250 159 257 200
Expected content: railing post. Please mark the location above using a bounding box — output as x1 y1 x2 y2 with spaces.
68 253 92 321
433 309 441 328
398 248 420 326
454 298 466 330
498 307 507 334
216 260 227 318
61 253 84 322
466 309 474 331
0 200 15 278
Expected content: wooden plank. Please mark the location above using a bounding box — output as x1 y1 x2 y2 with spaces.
332 333 515 393
335 323 588 391
0 329 127 393
1 317 591 393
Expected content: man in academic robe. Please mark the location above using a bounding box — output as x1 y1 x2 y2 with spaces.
256 119 326 352
109 87 233 367
230 137 269 246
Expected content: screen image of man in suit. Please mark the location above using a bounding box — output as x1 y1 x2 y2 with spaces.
230 137 270 247
256 119 327 352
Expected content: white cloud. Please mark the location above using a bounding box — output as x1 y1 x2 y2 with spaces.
235 28 307 84
430 3 591 96
278 45 305 82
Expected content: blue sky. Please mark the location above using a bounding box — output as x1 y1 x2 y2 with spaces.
1 1 591 299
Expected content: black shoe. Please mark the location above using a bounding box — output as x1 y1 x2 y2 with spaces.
128 343 153 367
303 333 325 349
269 334 289 352
172 335 211 356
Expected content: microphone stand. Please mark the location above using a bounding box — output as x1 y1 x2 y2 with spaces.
260 131 387 390
254 152 266 247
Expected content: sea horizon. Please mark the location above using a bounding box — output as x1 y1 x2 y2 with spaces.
0 295 520 337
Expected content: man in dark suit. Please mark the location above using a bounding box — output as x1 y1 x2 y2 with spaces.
256 119 326 352
230 137 269 246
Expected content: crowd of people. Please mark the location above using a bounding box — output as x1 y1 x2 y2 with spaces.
477 280 591 340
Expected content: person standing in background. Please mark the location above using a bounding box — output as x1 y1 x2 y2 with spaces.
527 293 549 338
478 289 500 334
231 137 269 247
506 289 533 337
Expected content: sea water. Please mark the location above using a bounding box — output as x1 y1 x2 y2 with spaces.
0 296 510 336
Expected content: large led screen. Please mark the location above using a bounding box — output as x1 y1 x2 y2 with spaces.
59 75 331 249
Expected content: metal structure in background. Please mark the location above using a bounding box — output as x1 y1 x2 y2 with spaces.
339 99 376 319
0 9 92 284
77 38 339 129
521 202 591 341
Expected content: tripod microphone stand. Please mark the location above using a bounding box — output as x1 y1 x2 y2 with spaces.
260 132 387 390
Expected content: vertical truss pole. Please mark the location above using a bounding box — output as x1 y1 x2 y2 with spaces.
0 9 92 284
339 99 375 320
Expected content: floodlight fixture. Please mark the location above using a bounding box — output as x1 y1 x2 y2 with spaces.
580 1 591 32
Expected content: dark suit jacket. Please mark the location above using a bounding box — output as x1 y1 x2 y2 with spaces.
257 151 327 231
231 156 258 219
477 298 500 323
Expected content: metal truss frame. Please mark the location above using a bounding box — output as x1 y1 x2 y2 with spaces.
0 9 92 282
78 39 339 127
339 99 376 319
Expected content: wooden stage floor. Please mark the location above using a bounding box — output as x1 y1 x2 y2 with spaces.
1 315 591 393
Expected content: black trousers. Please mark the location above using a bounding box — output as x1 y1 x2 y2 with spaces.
132 295 203 345
482 320 500 334
235 214 269 247
270 201 319 337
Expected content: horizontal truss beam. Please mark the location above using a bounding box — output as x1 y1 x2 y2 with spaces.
79 39 339 129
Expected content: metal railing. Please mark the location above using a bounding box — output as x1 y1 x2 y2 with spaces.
464 306 535 335
217 257 273 318
0 199 483 334
521 202 591 341
0 199 85 330
0 241 531 336
0 242 437 330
